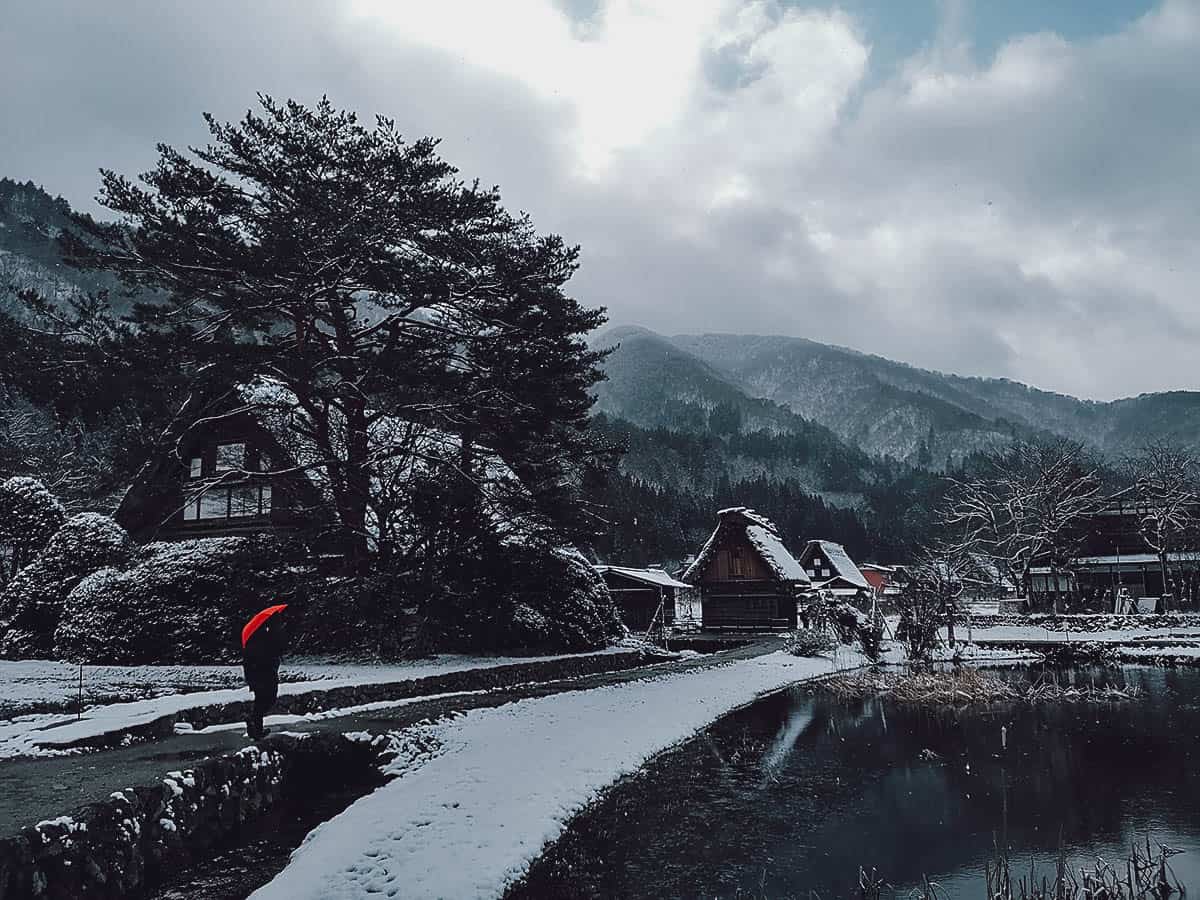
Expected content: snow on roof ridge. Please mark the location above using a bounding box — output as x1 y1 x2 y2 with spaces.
683 507 807 584
715 506 780 534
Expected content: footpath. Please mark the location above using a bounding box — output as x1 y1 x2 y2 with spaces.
0 638 790 899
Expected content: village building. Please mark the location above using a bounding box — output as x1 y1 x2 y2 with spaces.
682 507 811 630
594 566 698 633
115 376 533 555
797 540 870 601
858 563 897 601
115 387 324 544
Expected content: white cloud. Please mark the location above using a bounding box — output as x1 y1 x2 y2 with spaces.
2 0 1199 399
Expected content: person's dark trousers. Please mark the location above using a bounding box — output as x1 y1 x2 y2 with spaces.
244 666 279 739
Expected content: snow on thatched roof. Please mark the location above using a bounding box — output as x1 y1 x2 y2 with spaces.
801 540 870 591
682 507 810 584
594 566 691 590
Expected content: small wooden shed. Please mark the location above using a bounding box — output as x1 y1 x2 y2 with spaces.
594 566 694 632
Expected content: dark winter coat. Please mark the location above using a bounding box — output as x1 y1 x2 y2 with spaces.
242 617 285 692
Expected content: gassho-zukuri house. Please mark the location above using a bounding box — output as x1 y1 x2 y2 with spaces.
682 507 814 630
115 375 535 554
797 540 871 598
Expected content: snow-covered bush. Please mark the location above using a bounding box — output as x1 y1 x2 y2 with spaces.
53 536 289 664
857 611 885 662
786 628 837 657
288 573 421 659
0 476 65 575
428 544 623 654
498 547 624 652
0 513 132 658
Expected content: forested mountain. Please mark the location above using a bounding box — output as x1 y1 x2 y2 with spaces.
598 328 1200 465
585 327 947 567
0 179 126 313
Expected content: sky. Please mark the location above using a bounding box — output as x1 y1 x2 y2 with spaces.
1 0 1195 401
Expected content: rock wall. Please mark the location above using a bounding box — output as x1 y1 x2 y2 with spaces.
46 648 662 753
0 732 381 900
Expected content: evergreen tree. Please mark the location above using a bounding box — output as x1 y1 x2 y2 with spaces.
64 95 609 568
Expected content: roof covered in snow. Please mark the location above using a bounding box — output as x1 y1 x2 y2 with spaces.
682 507 810 585
594 566 691 590
800 540 870 591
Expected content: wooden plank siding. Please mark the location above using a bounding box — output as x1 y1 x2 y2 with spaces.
698 534 774 583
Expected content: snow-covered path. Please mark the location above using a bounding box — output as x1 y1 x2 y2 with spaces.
251 648 859 900
0 647 636 759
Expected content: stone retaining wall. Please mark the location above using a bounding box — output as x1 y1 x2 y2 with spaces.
43 648 665 753
0 732 382 900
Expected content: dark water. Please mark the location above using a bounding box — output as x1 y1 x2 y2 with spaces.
512 666 1200 899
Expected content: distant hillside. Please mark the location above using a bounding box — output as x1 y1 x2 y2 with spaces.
591 326 880 499
0 178 127 314
645 331 1200 463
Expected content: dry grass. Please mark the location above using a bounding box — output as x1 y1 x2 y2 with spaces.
855 838 1184 900
815 668 1140 706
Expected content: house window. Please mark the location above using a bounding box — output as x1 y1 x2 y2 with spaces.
198 490 229 519
230 485 259 518
731 547 745 577
188 457 203 479
187 483 272 522
215 443 246 473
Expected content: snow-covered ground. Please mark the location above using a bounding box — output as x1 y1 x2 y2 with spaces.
0 645 644 759
250 648 861 900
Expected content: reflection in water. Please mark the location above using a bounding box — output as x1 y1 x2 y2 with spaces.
511 666 1200 899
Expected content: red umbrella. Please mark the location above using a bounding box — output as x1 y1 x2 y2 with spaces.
242 604 288 648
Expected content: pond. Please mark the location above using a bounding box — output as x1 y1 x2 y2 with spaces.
510 666 1200 899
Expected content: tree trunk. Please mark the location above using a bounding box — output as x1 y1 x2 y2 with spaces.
338 396 372 571
1159 551 1171 612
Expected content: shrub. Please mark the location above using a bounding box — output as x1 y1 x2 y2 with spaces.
428 544 624 654
287 572 424 659
857 611 886 662
0 477 66 575
786 627 837 657
0 513 133 658
53 536 289 664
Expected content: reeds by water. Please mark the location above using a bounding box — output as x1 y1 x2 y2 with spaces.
854 838 1183 900
817 668 1141 706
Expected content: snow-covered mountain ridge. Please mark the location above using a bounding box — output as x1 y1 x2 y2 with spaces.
595 325 1200 464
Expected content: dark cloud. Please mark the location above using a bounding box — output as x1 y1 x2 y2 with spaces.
2 0 1197 400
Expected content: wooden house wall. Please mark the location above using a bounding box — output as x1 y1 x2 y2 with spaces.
122 410 322 544
697 531 775 583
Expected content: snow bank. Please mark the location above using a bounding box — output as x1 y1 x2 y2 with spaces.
251 649 858 900
0 646 640 758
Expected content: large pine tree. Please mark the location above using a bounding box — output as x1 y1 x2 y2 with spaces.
66 95 610 568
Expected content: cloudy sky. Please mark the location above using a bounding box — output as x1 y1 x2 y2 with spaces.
3 0 1197 400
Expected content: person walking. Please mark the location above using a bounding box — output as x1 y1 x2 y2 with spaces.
242 604 288 740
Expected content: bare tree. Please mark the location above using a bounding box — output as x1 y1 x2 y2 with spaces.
1124 441 1199 610
941 439 1101 612
894 547 967 661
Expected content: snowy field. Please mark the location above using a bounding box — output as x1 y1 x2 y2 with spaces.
0 645 643 759
251 648 862 900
